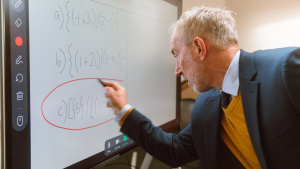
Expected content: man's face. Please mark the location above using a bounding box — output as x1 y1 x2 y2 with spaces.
171 30 210 93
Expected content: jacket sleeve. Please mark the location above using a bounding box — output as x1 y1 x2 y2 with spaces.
120 109 198 168
282 48 300 114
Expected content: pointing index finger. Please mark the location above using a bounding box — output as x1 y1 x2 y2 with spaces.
103 81 122 91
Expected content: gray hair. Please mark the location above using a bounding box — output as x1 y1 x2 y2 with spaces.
170 6 239 49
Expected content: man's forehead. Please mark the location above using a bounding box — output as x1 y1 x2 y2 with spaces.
171 30 178 42
170 32 182 53
171 31 180 43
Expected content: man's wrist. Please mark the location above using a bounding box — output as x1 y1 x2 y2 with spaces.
115 104 132 122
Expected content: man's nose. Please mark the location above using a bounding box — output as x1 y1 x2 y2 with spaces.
175 61 182 77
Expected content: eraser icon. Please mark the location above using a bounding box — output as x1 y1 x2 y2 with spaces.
15 18 22 27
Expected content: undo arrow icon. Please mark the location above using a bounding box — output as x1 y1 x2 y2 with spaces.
16 73 23 82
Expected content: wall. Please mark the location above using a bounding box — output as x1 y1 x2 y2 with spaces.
226 0 300 52
183 0 225 12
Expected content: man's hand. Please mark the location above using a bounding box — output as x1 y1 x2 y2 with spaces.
104 81 128 115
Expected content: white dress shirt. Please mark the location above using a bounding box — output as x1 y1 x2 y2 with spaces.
222 50 241 99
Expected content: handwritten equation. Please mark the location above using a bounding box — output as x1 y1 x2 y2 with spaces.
57 95 111 124
41 78 124 130
55 44 124 77
54 1 124 33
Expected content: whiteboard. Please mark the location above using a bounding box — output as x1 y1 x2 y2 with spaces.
28 0 177 168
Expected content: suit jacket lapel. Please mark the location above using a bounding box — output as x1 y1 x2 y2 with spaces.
204 90 222 169
239 50 268 169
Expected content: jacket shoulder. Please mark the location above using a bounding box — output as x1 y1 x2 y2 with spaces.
192 89 220 116
254 47 299 57
252 47 300 73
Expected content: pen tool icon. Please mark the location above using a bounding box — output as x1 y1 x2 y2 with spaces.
16 55 23 64
15 0 22 8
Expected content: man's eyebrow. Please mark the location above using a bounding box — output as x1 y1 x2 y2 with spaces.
171 47 176 56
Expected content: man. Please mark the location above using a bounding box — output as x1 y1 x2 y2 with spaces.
104 6 300 169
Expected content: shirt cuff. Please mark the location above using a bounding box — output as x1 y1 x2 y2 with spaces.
115 104 132 122
118 107 134 126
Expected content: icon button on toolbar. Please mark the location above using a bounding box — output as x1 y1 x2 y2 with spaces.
15 36 23 46
15 18 22 27
17 116 23 126
16 55 23 64
15 0 22 8
16 73 23 82
11 0 25 13
16 91 23 101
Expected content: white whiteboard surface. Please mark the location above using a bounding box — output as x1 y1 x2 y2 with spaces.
29 0 177 168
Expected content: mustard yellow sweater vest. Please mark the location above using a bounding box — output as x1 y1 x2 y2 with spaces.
221 90 261 169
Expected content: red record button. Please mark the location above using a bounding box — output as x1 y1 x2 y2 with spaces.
15 36 23 46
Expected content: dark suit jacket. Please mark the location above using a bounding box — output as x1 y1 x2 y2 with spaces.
121 47 300 169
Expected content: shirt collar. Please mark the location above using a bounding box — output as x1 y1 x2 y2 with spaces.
221 50 241 96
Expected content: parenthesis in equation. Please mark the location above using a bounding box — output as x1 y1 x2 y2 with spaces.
58 5 64 29
110 12 114 30
95 50 101 70
99 11 103 30
74 50 79 73
95 11 101 30
115 11 119 33
91 8 96 28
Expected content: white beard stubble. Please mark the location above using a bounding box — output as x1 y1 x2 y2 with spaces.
185 53 210 93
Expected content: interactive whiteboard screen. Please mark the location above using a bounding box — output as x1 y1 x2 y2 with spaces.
2 0 178 168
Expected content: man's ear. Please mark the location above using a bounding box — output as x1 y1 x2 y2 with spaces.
193 37 206 61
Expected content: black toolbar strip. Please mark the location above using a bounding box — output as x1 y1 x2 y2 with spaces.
10 0 28 131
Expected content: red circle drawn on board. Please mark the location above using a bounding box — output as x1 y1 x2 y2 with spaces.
41 78 124 131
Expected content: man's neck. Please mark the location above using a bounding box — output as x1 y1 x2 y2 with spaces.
205 45 240 90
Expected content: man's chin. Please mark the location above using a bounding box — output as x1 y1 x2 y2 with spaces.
188 82 200 93
193 86 201 94
190 82 212 93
